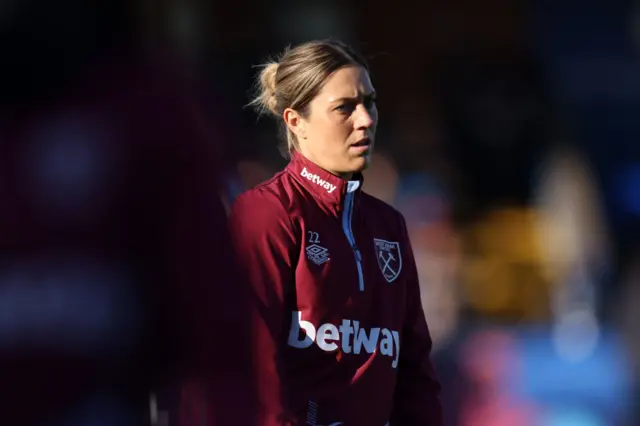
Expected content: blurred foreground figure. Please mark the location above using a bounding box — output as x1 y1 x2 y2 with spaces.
0 1 254 425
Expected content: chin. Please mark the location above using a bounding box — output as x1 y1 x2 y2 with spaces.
349 155 371 174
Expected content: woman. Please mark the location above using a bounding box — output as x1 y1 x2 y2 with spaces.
230 39 443 426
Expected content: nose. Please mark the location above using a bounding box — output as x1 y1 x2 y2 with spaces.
354 104 374 129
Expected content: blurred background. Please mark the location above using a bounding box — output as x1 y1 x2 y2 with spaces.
3 0 640 425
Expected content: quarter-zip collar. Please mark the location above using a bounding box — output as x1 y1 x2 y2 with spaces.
286 150 363 208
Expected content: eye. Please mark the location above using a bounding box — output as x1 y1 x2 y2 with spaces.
335 103 355 114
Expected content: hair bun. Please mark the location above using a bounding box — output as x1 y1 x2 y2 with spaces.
253 62 279 116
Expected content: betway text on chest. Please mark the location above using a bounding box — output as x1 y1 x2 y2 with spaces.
288 311 400 368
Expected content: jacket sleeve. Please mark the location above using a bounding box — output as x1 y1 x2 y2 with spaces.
228 189 299 426
390 216 443 426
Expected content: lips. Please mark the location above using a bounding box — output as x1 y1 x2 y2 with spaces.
351 138 371 147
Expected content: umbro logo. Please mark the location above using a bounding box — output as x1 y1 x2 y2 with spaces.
306 244 329 265
306 231 330 265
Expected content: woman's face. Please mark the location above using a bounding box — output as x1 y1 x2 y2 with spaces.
286 66 378 179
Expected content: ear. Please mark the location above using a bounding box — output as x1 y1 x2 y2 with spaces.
283 108 307 140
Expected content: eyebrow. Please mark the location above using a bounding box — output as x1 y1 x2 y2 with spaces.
332 91 377 103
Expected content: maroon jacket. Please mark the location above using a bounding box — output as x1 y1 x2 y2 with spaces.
229 151 443 426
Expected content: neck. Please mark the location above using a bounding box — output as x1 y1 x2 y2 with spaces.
338 172 354 180
294 149 355 181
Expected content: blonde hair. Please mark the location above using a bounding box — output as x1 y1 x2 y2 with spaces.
249 39 369 157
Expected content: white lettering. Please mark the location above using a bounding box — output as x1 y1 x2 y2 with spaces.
339 319 353 353
288 311 315 348
316 323 339 351
287 311 400 368
391 330 401 368
379 328 394 357
300 167 337 194
352 321 380 355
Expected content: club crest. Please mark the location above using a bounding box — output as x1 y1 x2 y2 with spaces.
373 239 402 283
